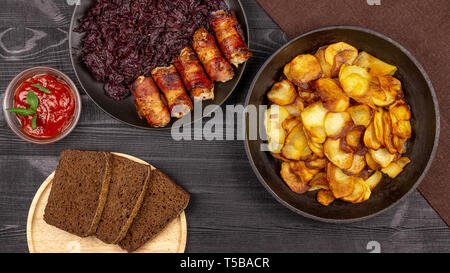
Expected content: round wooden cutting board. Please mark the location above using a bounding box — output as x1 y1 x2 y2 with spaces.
27 153 187 253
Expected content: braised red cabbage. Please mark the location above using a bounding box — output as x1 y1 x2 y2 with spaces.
75 0 227 100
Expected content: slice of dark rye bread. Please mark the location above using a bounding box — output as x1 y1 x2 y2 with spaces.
95 155 152 244
43 150 113 237
119 169 190 252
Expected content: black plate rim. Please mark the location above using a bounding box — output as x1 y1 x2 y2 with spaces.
68 0 250 130
244 25 441 223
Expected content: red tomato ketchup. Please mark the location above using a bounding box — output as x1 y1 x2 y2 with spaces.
14 74 75 138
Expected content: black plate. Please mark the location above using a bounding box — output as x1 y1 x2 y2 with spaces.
69 0 249 129
244 26 440 223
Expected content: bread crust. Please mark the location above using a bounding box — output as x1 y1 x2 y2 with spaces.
95 155 152 244
113 165 152 244
88 151 113 235
118 169 190 252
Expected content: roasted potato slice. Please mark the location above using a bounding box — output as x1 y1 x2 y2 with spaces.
284 54 322 86
369 148 396 168
373 109 385 146
378 75 404 101
264 105 291 153
389 100 411 120
369 81 385 102
339 65 371 100
281 124 312 160
317 189 335 206
324 112 352 138
353 181 368 203
393 135 407 154
347 105 372 127
324 138 353 169
341 73 370 100
301 102 328 143
344 154 366 176
283 96 305 117
339 64 371 82
370 81 395 107
282 117 301 134
308 186 322 192
396 157 411 168
341 178 366 203
365 152 381 171
339 136 355 154
314 46 332 78
360 181 372 202
304 131 324 157
298 90 318 105
314 78 350 112
371 75 402 107
301 102 328 128
265 105 291 135
331 49 359 77
271 152 291 162
381 162 403 178
307 127 327 144
327 163 355 198
392 120 412 139
305 157 328 170
354 51 398 76
267 141 284 154
309 172 329 189
324 42 358 66
382 110 397 154
290 161 320 184
389 100 412 139
280 162 310 194
364 171 382 191
363 122 381 150
346 126 365 150
301 153 320 163
267 79 297 105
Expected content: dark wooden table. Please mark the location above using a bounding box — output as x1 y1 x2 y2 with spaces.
0 0 449 253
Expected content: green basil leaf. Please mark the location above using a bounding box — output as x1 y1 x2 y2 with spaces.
27 91 39 111
6 108 35 116
31 115 37 130
31 84 51 94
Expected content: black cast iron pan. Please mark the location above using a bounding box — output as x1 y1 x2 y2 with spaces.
244 26 440 223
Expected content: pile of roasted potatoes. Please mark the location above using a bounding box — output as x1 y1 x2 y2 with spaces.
264 42 412 206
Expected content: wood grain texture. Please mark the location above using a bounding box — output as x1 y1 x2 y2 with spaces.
0 0 449 253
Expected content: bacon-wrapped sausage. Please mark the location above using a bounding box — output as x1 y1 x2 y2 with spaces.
130 76 171 128
151 65 193 118
192 28 234 83
174 46 215 101
210 10 251 67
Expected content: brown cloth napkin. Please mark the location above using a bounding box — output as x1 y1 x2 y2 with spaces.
255 0 450 225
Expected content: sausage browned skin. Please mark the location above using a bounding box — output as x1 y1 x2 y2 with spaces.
174 46 215 101
151 65 193 118
130 76 171 128
210 10 251 67
192 28 234 83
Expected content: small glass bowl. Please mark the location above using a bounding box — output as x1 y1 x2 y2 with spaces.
2 67 82 144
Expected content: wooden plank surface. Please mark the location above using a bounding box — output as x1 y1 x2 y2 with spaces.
0 0 449 253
